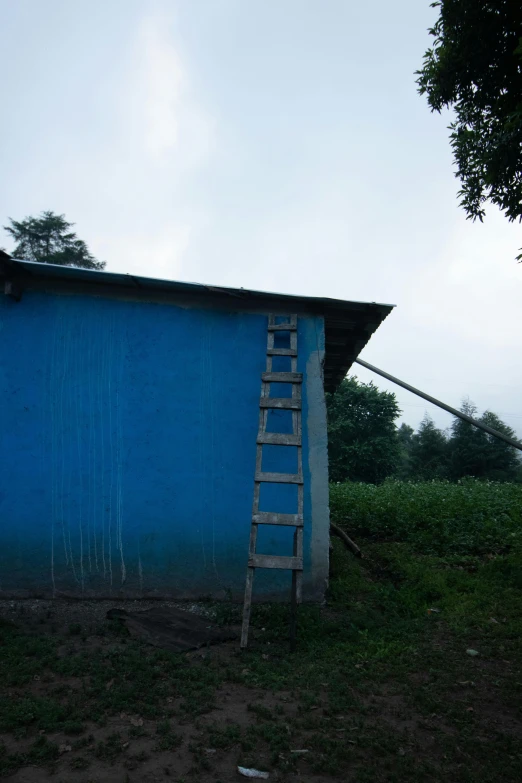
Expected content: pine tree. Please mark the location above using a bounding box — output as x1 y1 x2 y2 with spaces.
4 211 105 270
410 414 449 479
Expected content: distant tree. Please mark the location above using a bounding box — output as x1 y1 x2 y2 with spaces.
449 400 488 479
416 1 522 258
448 399 521 481
326 377 401 484
410 414 449 479
4 211 105 270
396 423 415 479
478 410 521 481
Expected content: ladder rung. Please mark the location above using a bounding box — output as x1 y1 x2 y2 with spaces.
267 323 297 331
249 554 303 570
260 398 301 410
267 348 297 356
255 471 303 484
261 372 302 383
253 512 303 527
257 433 301 445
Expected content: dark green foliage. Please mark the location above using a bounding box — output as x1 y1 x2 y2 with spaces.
70 756 90 770
327 378 520 484
26 736 59 763
480 411 522 480
326 377 401 483
330 478 522 555
396 423 414 478
449 400 521 481
94 732 123 761
449 399 490 479
410 414 449 479
4 211 105 269
416 1 522 232
155 719 183 751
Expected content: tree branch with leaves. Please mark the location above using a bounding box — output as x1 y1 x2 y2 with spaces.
416 0 522 260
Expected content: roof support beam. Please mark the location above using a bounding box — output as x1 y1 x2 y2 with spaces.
355 358 522 452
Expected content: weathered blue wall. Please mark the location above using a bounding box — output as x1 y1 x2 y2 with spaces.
0 290 329 599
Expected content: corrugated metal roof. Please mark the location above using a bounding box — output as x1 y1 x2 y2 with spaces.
0 252 394 392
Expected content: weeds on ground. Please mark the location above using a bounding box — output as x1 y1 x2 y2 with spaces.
0 480 521 780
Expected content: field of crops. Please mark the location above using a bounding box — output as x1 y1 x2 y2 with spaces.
330 478 522 556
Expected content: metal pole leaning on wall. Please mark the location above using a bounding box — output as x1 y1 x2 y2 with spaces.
354 358 522 453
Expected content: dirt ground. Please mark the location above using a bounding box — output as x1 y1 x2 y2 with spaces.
1 551 521 783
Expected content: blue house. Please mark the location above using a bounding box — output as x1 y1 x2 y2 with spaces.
0 252 392 601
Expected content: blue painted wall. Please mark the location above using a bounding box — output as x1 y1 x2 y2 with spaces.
0 290 327 599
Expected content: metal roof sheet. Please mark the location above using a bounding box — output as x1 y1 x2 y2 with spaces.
0 252 394 391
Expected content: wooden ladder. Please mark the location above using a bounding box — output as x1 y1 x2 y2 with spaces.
240 314 303 650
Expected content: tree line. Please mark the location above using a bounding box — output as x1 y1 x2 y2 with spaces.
327 377 522 485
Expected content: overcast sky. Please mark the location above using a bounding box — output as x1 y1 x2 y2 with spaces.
1 0 521 437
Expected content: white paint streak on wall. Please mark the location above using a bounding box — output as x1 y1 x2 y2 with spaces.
138 551 144 593
44 302 132 592
75 319 85 591
107 317 114 587
206 322 219 579
116 311 127 585
99 315 107 580
58 313 69 569
198 339 207 568
48 323 57 596
89 317 99 572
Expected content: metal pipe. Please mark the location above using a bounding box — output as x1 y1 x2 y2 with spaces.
354 358 522 452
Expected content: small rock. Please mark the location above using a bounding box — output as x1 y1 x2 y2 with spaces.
130 717 144 727
238 767 269 779
58 744 72 754
466 649 479 657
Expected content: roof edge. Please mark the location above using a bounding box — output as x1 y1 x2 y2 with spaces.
0 253 395 391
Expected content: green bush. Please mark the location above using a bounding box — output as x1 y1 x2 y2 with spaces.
330 478 522 556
